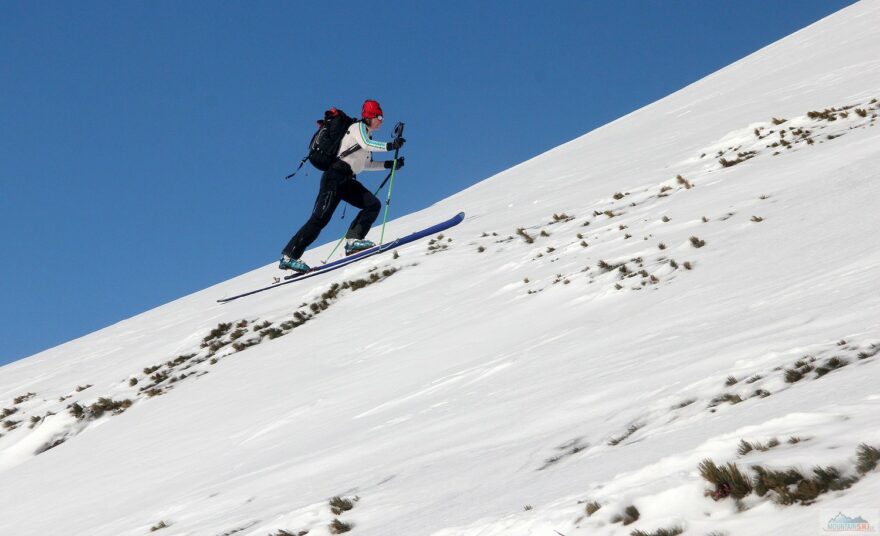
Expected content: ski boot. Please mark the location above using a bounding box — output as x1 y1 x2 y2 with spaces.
279 255 310 273
345 238 376 256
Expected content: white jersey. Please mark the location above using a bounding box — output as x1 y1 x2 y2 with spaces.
336 120 391 175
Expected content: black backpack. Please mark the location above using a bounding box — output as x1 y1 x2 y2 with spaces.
285 107 357 180
307 107 356 171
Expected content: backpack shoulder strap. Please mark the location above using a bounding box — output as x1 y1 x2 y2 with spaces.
337 119 362 159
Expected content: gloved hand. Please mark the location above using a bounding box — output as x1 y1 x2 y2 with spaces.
384 157 405 170
387 137 406 151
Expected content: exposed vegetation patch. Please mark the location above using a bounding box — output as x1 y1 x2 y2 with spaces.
35 436 67 454
700 99 880 171
695 338 877 422
781 352 856 384
202 322 233 347
516 228 535 244
585 500 601 517
540 438 589 470
609 424 643 446
752 464 857 506
13 392 36 405
700 459 754 501
2 419 21 431
673 398 696 409
329 496 358 515
427 234 453 254
631 527 684 536
719 152 757 168
701 443 880 507
552 212 575 223
737 438 780 456
135 266 402 397
707 393 743 408
814 356 849 377
68 397 133 421
328 519 352 534
611 505 640 526
856 443 880 474
598 260 620 273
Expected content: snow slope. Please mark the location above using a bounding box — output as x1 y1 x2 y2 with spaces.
2 2 880 535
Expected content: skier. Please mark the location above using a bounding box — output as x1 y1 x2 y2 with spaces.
279 99 405 273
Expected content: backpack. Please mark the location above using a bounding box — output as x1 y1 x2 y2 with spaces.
285 107 356 180
308 107 356 171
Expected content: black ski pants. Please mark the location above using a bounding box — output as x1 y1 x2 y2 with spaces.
282 162 381 260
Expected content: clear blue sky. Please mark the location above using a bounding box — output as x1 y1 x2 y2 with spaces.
0 0 856 366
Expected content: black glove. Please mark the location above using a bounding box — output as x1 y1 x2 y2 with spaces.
387 137 406 151
383 157 405 170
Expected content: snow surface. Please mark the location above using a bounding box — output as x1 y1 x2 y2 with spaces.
3 2 880 535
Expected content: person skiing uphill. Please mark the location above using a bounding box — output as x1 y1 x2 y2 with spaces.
279 99 405 273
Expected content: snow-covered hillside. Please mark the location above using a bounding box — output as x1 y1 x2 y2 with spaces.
2 3 880 535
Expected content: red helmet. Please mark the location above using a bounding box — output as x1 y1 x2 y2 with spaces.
362 99 384 120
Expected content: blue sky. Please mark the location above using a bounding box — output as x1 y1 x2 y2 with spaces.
0 0 856 366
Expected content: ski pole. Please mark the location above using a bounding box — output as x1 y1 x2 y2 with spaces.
378 158 398 246
379 122 405 245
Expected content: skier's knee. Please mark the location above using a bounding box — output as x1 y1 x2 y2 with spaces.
366 196 380 213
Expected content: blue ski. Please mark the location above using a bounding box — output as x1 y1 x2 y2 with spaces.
217 212 465 303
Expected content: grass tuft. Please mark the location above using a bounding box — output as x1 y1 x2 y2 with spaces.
329 496 357 515
516 228 534 244
630 527 684 536
814 356 848 378
689 236 706 248
329 519 352 534
699 459 753 500
609 424 643 446
856 444 880 474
